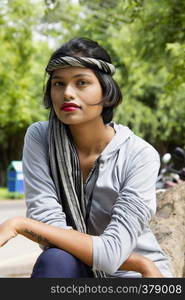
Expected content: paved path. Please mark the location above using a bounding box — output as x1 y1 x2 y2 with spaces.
0 200 42 278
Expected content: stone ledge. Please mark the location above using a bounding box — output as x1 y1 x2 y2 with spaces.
151 183 185 277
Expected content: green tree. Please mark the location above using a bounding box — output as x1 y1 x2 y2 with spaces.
0 0 50 185
112 0 185 153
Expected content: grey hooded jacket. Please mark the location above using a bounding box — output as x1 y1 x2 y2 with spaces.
22 121 173 277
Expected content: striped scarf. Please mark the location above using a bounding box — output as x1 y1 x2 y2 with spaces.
48 109 106 277
46 56 115 76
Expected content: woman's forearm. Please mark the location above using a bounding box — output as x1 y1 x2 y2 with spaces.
119 252 149 273
119 252 164 277
16 216 93 266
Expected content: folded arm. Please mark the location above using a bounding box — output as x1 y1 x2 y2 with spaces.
0 216 163 277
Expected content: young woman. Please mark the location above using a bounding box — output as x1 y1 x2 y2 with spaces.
0 38 172 278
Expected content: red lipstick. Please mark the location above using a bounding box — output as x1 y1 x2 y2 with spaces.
63 106 79 111
61 102 81 112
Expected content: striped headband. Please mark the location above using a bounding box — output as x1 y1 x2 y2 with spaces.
46 56 116 75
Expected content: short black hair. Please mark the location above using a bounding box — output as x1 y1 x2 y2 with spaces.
43 37 122 124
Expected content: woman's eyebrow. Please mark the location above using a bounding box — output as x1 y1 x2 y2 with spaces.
51 73 93 80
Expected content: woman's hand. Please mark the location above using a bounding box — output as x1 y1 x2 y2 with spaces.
140 257 164 278
119 252 164 278
0 217 23 247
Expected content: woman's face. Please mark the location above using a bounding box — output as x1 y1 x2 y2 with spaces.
50 67 103 126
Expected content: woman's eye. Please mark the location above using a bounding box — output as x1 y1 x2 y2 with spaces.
77 80 88 86
54 82 64 86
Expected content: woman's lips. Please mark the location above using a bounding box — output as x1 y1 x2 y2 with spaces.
62 106 80 112
61 103 81 112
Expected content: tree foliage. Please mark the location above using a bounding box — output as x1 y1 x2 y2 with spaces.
0 0 50 185
113 0 185 153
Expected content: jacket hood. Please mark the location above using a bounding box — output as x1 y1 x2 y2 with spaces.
100 122 134 161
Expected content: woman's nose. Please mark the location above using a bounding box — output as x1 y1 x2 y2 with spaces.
63 84 75 99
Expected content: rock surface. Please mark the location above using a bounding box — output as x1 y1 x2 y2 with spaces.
151 183 185 277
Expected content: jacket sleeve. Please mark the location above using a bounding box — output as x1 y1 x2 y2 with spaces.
91 146 160 275
22 122 72 230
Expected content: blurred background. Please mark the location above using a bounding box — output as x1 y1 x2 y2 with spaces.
0 0 185 277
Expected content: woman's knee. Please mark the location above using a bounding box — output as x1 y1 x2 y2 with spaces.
31 247 93 278
34 247 68 268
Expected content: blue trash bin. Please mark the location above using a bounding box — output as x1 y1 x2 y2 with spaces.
7 161 24 194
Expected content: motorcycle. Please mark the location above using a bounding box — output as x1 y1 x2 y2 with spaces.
156 147 185 192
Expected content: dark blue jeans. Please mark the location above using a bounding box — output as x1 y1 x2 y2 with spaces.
31 248 94 278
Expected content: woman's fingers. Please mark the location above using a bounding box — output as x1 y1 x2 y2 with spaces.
0 218 18 247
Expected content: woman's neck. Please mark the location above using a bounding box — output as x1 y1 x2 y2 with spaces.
68 119 115 156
